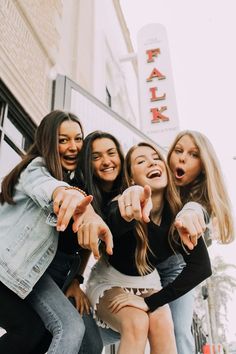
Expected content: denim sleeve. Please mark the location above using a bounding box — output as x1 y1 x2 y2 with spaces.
18 157 69 208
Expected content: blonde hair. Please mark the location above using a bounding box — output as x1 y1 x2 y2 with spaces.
124 142 182 275
167 130 234 244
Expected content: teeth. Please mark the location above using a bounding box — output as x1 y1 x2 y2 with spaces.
147 170 161 178
101 167 114 172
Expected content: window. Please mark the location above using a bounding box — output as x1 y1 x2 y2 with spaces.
0 80 36 181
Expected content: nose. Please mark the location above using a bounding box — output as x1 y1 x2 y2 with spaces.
68 139 78 151
101 155 110 165
148 158 158 166
179 152 187 163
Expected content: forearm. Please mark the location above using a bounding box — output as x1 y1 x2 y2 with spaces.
21 158 68 207
145 238 212 312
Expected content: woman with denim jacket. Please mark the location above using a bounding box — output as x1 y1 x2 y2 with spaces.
0 110 112 354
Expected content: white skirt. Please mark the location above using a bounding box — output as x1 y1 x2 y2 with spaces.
85 259 162 327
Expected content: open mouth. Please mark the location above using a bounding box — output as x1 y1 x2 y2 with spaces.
176 168 185 178
147 170 162 179
63 155 78 163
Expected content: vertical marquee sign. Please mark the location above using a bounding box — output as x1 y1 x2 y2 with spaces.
137 23 179 149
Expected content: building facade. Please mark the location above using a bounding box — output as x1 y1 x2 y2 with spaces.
0 0 148 182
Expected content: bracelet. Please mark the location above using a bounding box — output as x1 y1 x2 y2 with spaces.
64 186 87 197
74 274 84 284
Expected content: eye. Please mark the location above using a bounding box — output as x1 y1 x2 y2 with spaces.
92 154 100 161
59 138 68 144
75 137 83 143
137 159 145 165
190 151 199 158
108 149 118 156
174 148 182 154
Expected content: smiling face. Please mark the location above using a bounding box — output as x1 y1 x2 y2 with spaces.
169 134 202 186
58 120 83 171
91 138 121 190
130 145 168 191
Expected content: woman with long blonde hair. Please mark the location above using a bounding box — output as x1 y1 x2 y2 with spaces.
167 130 234 244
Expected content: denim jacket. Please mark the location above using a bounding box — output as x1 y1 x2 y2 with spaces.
0 157 69 299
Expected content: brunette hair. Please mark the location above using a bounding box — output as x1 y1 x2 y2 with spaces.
78 131 124 217
0 110 84 204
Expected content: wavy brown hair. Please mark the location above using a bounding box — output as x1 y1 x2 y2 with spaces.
124 142 182 275
0 110 84 205
167 130 234 244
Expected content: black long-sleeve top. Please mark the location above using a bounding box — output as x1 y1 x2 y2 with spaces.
106 200 212 312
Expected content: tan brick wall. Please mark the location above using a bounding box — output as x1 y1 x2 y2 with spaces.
0 0 62 124
18 0 63 61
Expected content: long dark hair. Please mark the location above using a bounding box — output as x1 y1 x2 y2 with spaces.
0 110 84 204
78 131 124 216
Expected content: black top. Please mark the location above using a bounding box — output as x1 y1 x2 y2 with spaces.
58 175 118 254
58 174 86 255
106 200 212 312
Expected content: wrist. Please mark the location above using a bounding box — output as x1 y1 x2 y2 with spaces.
64 186 87 197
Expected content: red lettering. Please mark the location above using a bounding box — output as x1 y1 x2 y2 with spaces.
146 48 160 62
146 68 166 82
149 87 166 102
150 107 169 123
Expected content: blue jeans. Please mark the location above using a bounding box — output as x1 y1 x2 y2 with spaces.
156 254 195 354
47 251 103 354
27 272 85 354
98 327 121 347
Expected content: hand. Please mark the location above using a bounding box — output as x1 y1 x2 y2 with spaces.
109 292 149 313
78 213 113 259
65 279 91 315
118 185 152 223
174 210 206 250
53 187 93 232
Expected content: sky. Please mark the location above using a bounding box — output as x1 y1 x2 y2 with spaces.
120 0 236 343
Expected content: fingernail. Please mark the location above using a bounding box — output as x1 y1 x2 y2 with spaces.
57 225 66 231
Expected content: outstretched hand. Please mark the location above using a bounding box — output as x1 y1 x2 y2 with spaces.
52 187 93 232
118 185 152 223
78 213 113 260
174 210 206 250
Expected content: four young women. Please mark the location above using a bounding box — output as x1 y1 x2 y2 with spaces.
0 111 234 354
